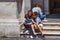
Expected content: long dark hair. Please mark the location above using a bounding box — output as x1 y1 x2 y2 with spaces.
25 14 28 19
27 10 33 19
25 10 32 19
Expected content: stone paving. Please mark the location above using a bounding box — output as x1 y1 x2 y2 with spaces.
0 36 60 40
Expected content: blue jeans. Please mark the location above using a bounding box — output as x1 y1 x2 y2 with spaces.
24 25 33 35
39 14 46 20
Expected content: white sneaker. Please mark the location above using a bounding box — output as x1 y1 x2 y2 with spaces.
20 32 24 34
43 18 48 22
25 30 29 34
30 35 33 38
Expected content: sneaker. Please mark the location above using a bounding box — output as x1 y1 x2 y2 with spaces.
43 18 48 22
30 35 33 38
25 30 29 34
20 32 24 34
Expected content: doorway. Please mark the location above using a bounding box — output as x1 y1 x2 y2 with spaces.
49 0 60 14
48 0 60 18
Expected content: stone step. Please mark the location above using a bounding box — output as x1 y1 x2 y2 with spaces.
43 26 60 30
20 31 60 36
19 20 60 36
35 26 60 31
20 25 60 36
43 31 60 35
43 23 60 26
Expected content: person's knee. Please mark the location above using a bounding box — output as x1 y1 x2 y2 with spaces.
31 25 34 27
39 24 43 27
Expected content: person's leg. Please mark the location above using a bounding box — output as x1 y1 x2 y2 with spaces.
40 15 46 20
40 14 48 22
28 25 34 38
23 24 31 34
31 25 36 35
39 24 43 30
28 25 33 35
24 25 29 30
37 24 43 35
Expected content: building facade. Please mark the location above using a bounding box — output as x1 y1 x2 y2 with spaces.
31 0 60 18
21 0 60 18
0 0 60 37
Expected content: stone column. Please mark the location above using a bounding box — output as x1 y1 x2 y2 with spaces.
19 0 31 33
20 0 31 22
0 2 20 37
44 0 49 14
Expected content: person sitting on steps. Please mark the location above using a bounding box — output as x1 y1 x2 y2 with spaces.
32 3 47 21
23 10 33 38
31 12 43 36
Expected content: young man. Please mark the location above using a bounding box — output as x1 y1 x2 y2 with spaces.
32 3 47 21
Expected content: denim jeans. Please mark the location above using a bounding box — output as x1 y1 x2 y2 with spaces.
39 14 46 20
41 15 46 20
24 25 33 35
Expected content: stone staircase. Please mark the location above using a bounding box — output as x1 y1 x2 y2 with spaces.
43 23 60 36
20 22 60 40
20 22 60 36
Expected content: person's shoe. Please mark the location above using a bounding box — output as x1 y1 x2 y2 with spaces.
43 18 48 22
20 32 24 34
34 33 37 35
30 35 33 38
25 30 29 34
20 32 23 34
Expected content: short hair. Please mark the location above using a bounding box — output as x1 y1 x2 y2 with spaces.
32 12 38 16
36 3 42 8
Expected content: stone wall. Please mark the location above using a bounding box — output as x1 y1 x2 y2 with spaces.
0 2 17 19
0 1 20 37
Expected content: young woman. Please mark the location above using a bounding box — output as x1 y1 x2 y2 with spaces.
23 10 33 38
31 12 43 35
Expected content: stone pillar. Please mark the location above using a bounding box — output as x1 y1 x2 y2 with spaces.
0 2 20 37
25 0 31 13
20 0 31 22
20 0 31 33
44 0 49 14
